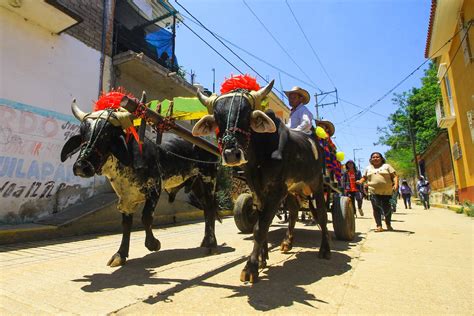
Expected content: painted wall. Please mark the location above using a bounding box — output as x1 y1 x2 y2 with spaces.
437 2 474 203
0 8 107 223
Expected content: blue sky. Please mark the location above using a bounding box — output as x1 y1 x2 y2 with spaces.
173 0 432 169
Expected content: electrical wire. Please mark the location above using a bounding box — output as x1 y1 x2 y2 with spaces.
178 7 384 120
335 22 468 125
242 0 321 92
179 12 317 91
285 0 336 89
175 0 280 94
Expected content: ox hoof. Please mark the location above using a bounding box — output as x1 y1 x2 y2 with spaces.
107 253 126 267
145 238 161 252
280 241 292 253
207 247 219 255
200 236 217 250
240 262 259 283
318 249 331 260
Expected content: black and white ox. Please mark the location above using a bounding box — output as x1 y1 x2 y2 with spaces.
192 81 330 283
61 100 219 267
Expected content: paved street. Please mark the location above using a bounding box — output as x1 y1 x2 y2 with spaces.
0 202 472 315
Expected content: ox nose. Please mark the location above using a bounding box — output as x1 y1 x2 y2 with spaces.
73 159 95 178
223 148 243 165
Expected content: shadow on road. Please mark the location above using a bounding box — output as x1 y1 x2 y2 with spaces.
222 250 351 311
72 244 236 292
140 227 355 311
74 226 357 312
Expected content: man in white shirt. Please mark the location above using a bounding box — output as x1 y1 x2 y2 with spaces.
286 86 313 134
272 86 313 160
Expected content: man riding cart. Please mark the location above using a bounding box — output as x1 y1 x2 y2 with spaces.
217 79 355 243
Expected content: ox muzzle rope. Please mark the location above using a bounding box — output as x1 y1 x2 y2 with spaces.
216 89 253 154
76 109 116 174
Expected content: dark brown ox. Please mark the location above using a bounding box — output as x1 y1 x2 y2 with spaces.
192 81 330 283
61 98 220 267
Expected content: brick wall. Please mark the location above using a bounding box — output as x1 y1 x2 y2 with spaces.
57 0 108 54
421 131 455 191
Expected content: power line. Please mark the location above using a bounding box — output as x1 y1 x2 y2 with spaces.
439 20 472 82
178 19 245 76
242 0 321 92
285 0 336 89
180 12 317 91
159 2 282 94
175 0 279 94
179 7 379 118
338 97 388 118
335 22 468 125
181 11 386 122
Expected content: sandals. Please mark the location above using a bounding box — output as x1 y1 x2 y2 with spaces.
375 226 384 232
386 225 394 231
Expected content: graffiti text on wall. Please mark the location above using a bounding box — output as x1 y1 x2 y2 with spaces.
0 156 75 182
0 101 80 157
0 180 70 199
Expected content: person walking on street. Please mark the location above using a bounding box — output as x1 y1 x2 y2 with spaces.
417 176 431 210
399 180 412 209
357 152 399 232
342 160 364 216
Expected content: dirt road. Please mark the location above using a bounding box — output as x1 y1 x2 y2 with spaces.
0 202 472 314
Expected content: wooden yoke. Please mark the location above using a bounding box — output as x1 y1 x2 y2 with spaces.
120 96 220 157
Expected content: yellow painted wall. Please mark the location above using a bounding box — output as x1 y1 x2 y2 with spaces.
439 1 474 202
266 92 290 123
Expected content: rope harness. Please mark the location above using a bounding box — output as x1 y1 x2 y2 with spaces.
77 109 116 173
215 89 253 154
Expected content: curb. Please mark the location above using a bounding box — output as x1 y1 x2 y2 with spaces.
0 209 234 245
431 203 463 212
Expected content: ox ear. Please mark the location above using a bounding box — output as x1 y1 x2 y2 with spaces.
192 115 217 136
60 135 82 162
111 135 132 166
250 110 276 133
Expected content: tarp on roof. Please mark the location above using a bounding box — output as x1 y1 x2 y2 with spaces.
145 28 178 66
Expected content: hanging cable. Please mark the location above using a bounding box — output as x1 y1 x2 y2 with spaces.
335 22 468 125
175 1 271 87
180 12 317 91
285 0 336 89
242 0 321 91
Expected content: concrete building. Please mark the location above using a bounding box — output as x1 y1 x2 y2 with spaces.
425 0 474 203
0 0 197 226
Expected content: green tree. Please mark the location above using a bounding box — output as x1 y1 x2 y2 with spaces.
377 62 441 178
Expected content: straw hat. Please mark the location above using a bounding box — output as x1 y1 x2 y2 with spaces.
316 120 335 136
284 86 310 105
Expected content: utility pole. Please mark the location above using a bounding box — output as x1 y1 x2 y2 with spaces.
314 89 338 121
407 113 420 179
171 13 176 71
211 68 215 93
353 148 362 162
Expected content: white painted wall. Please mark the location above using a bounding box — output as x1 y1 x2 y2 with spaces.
0 8 107 223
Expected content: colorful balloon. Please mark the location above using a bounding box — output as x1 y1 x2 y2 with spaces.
316 126 328 139
336 151 345 162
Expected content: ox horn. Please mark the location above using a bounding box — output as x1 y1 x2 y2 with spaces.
250 80 275 106
197 89 218 113
139 91 146 104
71 99 88 121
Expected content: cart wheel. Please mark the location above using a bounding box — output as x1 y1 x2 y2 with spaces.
233 193 258 234
332 195 356 241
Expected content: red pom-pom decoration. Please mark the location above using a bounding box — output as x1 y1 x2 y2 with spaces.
93 88 135 111
220 74 260 94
